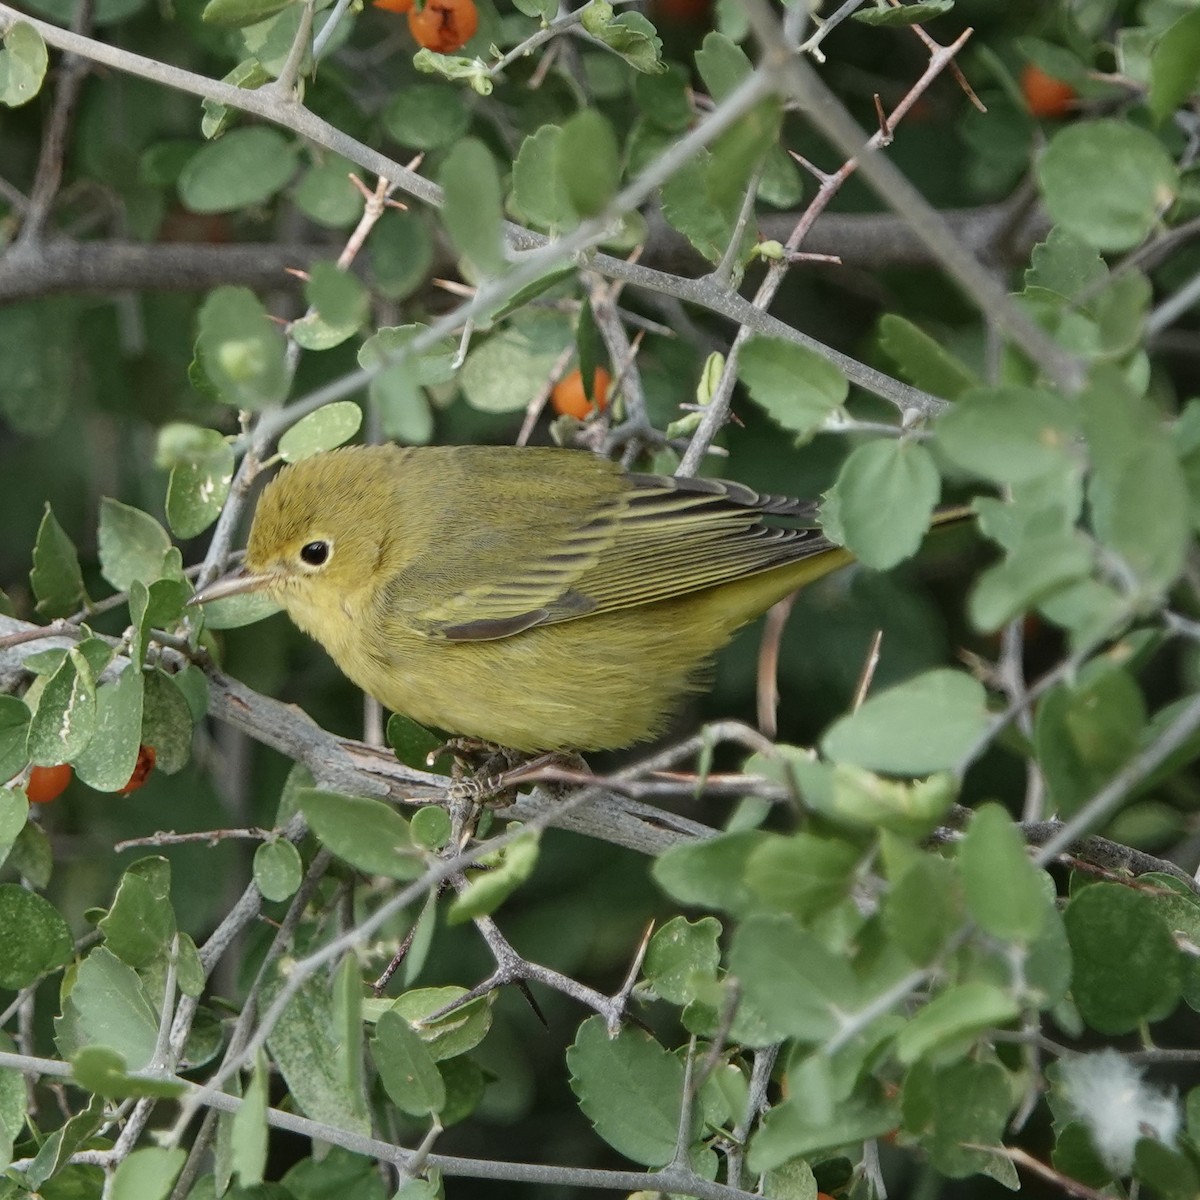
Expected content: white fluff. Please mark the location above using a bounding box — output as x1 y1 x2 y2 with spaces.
1058 1050 1180 1175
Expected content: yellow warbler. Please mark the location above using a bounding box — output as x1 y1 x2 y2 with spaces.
192 445 926 752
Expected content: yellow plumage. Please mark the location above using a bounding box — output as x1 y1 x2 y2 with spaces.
201 444 859 752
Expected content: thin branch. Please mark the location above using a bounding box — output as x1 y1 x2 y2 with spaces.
14 0 93 247
0 5 945 430
0 1049 764 1200
737 0 1084 393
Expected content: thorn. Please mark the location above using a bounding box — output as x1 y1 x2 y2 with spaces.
873 93 892 144
515 979 549 1029
852 630 884 712
432 277 477 298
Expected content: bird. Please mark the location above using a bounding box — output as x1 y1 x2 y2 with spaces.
190 443 897 753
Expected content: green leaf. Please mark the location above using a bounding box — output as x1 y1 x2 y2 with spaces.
652 829 766 916
254 839 302 901
660 150 739 264
633 62 692 131
176 933 206 998
166 431 235 539
129 576 191 665
1064 882 1183 1034
1025 227 1107 297
853 0 953 25
1036 120 1178 251
369 210 435 301
178 127 298 213
694 31 750 102
110 1147 187 1200
823 764 957 837
739 334 848 439
278 401 362 463
440 137 505 275
371 1010 446 1116
281 1147 390 1200
22 1095 105 1189
896 981 1020 1064
98 498 174 592
387 713 452 774
58 947 159 1068
292 266 369 351
71 1046 185 1099
1149 10 1200 124
461 311 573 413
410 805 452 850
359 324 457 398
823 439 940 570
201 58 271 139
98 869 175 967
412 48 494 94
1034 667 1145 816
883 854 964 965
729 914 858 1042
195 286 289 410
821 669 988 775
448 829 539 923
377 986 493 1061
26 646 96 766
877 314 978 401
202 0 292 25
749 1095 899 1172
0 22 47 107
1135 1140 1200 1200
30 505 87 618
706 98 780 218
566 1014 688 1167
511 125 573 231
140 668 195 774
644 916 722 1005
231 1053 268 1186
0 699 30 788
9 821 52 888
383 84 471 150
902 1058 1015 1180
1082 374 1189 593
958 803 1046 943
73 665 145 793
967 529 1095 633
558 108 621 220
745 832 860 919
0 786 27 872
579 4 665 74
0 884 72 987
297 789 424 879
934 385 1079 484
262 967 370 1134
293 156 363 228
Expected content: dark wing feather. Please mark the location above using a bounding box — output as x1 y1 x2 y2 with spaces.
423 472 831 642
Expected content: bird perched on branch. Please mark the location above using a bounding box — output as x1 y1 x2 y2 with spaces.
192 444 941 753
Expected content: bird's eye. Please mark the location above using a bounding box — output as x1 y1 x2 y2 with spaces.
299 541 330 567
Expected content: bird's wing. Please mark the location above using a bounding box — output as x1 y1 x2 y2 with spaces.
389 471 833 642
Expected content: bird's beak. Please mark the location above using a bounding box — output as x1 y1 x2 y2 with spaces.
187 566 274 607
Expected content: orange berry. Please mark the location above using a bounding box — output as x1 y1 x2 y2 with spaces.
374 0 414 12
25 763 72 804
1020 63 1075 118
118 746 157 796
551 367 611 420
407 0 477 53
